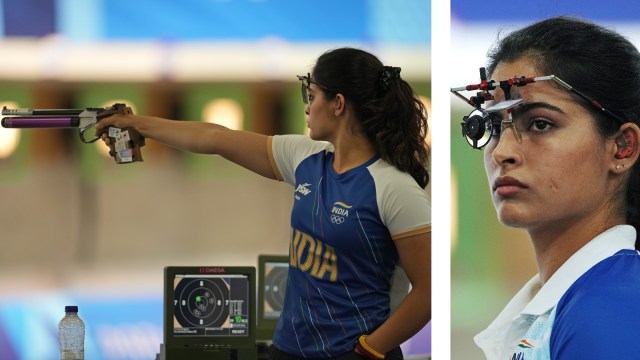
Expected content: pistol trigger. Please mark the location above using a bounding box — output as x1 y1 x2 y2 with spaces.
79 123 99 143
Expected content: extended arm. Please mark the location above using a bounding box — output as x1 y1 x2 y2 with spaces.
95 114 277 179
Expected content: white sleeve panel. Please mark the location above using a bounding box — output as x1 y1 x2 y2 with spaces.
368 160 431 237
270 135 332 186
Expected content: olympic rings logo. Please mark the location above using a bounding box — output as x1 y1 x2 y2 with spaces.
330 214 345 224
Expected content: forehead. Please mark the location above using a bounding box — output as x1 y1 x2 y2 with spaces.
490 58 573 104
308 82 323 92
491 57 541 79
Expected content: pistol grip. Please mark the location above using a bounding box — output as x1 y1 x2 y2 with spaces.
106 126 145 164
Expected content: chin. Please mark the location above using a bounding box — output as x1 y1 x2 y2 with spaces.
308 131 327 142
498 215 529 228
495 204 534 228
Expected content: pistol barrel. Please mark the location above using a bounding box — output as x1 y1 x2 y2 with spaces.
1 116 80 128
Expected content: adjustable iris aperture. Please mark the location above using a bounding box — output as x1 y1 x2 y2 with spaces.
462 108 497 149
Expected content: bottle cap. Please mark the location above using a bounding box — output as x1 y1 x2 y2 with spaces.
65 305 78 312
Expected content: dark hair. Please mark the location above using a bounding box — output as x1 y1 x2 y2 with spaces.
487 16 640 249
312 47 429 188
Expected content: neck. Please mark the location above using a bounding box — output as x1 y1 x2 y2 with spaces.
331 131 376 174
528 210 624 284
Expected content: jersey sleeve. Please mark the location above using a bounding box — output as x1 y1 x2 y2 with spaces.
268 135 331 186
550 251 640 359
368 160 431 239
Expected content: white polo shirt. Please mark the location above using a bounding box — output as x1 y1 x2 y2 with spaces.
474 225 640 360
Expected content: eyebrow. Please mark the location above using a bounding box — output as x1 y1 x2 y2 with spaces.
492 101 565 121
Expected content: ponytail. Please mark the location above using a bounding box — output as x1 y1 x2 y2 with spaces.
313 48 429 188
361 70 429 188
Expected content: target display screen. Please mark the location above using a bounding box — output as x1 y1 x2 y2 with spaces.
172 274 250 337
262 262 288 319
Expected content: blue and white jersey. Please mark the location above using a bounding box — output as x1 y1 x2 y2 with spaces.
474 225 640 360
267 135 430 358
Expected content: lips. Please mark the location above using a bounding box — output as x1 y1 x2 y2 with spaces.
492 176 528 196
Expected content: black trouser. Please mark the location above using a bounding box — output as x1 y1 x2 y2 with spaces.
268 345 403 360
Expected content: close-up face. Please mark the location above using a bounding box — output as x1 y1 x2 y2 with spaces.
483 56 614 233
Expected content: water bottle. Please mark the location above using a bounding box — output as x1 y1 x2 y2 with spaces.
58 305 85 360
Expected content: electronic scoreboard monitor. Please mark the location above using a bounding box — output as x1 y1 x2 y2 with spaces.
164 266 257 360
256 255 289 342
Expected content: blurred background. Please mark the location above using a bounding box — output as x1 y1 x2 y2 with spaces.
0 0 431 359
450 1 640 359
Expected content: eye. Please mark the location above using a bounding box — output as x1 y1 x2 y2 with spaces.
528 118 554 133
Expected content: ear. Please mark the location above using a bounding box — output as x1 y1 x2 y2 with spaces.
609 122 640 173
333 93 346 117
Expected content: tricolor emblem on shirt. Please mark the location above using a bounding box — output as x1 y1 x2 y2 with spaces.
517 339 534 349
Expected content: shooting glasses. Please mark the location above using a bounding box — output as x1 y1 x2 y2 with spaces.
451 67 626 149
297 73 331 104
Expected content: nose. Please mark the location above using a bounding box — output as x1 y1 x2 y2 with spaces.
304 103 310 116
489 125 522 167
